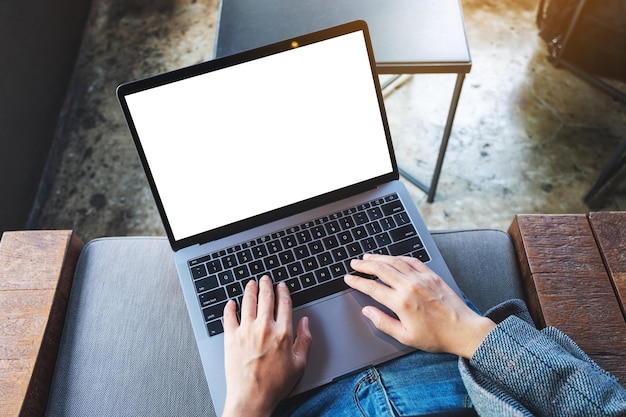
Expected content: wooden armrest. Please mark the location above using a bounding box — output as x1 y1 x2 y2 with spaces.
0 230 83 416
509 214 626 386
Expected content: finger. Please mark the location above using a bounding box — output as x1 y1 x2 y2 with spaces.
361 253 420 276
240 279 259 320
344 273 395 307
223 300 239 333
274 281 293 330
361 305 406 342
293 316 312 369
256 275 275 320
394 254 431 273
350 257 407 288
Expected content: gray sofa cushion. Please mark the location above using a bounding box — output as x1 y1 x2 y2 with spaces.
45 230 525 416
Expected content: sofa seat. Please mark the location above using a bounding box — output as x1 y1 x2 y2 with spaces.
45 230 525 416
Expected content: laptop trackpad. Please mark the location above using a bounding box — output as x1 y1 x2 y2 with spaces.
291 289 413 395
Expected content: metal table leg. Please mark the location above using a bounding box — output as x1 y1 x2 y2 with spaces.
584 138 626 203
399 72 466 203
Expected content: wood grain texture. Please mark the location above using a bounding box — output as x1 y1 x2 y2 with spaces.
0 231 83 417
509 214 626 387
589 211 626 318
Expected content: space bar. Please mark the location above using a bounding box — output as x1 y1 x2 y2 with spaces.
291 278 349 308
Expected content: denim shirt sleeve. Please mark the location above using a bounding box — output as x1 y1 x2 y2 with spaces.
458 299 626 417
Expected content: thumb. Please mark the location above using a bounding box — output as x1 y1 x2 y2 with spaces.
362 306 404 341
293 316 312 368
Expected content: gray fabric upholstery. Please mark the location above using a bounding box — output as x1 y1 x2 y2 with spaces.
45 237 215 417
432 229 525 313
46 230 525 416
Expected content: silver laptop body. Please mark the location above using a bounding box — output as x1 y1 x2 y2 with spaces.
117 21 461 416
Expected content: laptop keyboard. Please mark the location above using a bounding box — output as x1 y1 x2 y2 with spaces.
188 193 430 336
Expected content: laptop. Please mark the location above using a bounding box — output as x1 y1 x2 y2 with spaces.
117 20 462 415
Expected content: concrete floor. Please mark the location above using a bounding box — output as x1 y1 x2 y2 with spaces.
32 0 626 242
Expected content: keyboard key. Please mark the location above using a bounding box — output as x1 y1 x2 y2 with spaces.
191 264 207 279
195 276 219 293
389 225 418 242
354 212 369 225
203 301 227 321
337 231 353 245
222 254 237 269
315 267 332 282
206 259 222 274
233 265 250 280
300 273 316 288
311 225 327 239
237 249 253 263
296 230 312 244
325 220 340 235
308 241 324 254
342 207 357 217
329 262 347 278
249 260 264 276
352 226 367 239
294 245 310 259
287 261 304 276
372 198 385 206
279 249 295 264
346 242 362 257
380 217 396 231
350 270 377 280
382 200 404 216
373 247 389 255
332 247 349 262
317 252 333 267
393 212 411 226
206 320 224 336
252 244 268 259
323 235 339 250
291 278 349 308
302 256 319 271
375 232 392 247
360 237 377 252
264 254 279 270
413 249 430 263
189 254 212 266
271 267 289 282
285 277 302 293
388 236 425 256
367 207 383 221
282 235 297 249
267 240 282 254
226 282 243 298
339 216 355 230
217 270 235 285
365 221 382 235
200 287 227 305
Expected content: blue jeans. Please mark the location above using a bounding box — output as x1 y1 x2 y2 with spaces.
273 296 479 416
273 350 472 416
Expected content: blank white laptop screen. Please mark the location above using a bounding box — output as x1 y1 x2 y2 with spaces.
124 31 393 242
